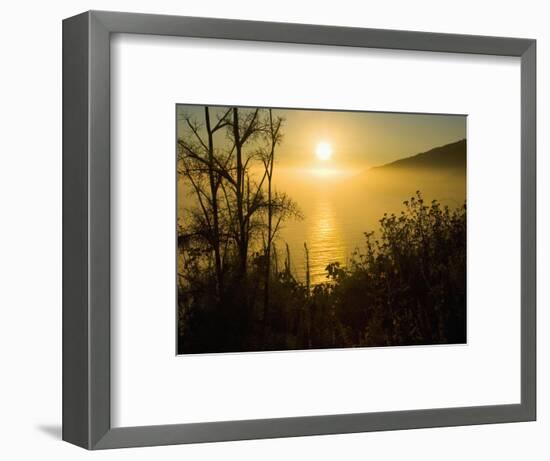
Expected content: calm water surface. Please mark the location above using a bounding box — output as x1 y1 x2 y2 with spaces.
178 166 466 286
276 168 466 285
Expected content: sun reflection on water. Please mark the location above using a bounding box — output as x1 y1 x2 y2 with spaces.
305 199 347 285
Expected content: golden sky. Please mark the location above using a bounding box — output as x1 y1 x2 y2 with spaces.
177 105 466 171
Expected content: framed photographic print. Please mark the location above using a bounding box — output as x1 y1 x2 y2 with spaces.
63 10 536 449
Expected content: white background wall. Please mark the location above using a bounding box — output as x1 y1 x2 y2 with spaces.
0 0 546 459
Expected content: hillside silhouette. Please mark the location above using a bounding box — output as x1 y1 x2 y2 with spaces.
371 139 466 171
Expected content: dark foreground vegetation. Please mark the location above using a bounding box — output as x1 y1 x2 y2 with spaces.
177 106 466 354
178 189 467 353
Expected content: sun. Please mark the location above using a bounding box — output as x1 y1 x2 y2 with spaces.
315 141 332 161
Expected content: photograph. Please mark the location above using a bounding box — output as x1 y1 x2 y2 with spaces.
177 105 467 354
5 4 538 454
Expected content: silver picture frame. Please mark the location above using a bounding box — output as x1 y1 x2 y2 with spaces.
62 10 536 449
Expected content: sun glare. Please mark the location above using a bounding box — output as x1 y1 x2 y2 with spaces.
315 141 332 161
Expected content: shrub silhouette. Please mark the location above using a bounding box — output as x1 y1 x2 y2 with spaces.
329 192 466 347
178 192 466 353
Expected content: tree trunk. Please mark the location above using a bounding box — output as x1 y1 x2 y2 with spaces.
304 242 310 296
204 107 223 298
232 108 248 277
263 110 276 335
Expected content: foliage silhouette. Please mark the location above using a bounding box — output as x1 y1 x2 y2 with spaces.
178 185 466 353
